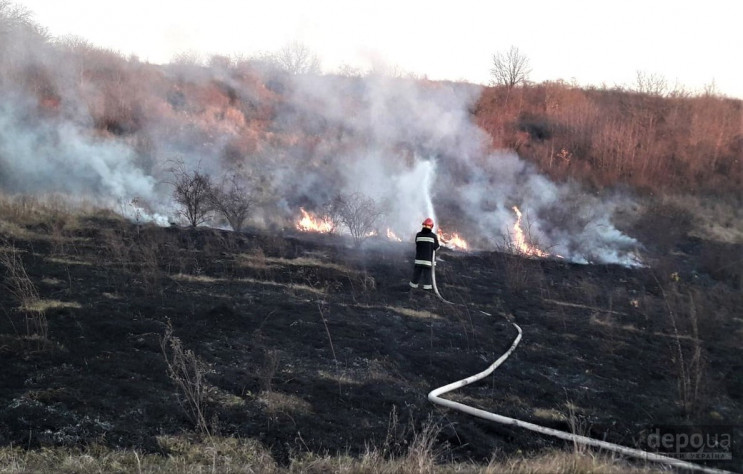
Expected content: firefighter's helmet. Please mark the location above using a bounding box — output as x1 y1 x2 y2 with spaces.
422 218 434 229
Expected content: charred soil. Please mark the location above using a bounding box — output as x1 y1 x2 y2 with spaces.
0 218 741 471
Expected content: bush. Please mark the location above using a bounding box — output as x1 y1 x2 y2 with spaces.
327 193 384 247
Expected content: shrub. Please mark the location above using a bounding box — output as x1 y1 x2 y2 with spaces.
327 192 384 247
161 321 213 435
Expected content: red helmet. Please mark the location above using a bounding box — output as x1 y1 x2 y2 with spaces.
422 218 434 228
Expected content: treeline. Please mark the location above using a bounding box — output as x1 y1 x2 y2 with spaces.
475 83 742 194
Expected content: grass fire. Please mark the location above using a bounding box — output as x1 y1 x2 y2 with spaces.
296 208 334 233
0 3 741 473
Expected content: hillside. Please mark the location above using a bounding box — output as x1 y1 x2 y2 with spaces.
2 3 742 255
0 201 741 472
1 3 742 473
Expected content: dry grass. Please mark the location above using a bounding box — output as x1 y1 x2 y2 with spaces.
663 194 743 244
0 193 73 226
0 434 668 474
386 306 442 320
533 407 568 422
0 220 36 240
0 243 49 345
655 283 709 416
484 450 665 474
239 254 353 273
287 445 663 474
589 313 701 342
0 193 116 239
171 273 328 296
160 322 213 436
566 399 590 456
258 348 281 392
258 391 313 416
545 299 626 315
0 245 39 308
0 436 279 474
44 256 93 266
316 367 363 386
171 273 222 283
20 299 81 313
40 277 64 286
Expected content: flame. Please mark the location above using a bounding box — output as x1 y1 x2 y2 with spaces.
296 208 334 233
386 228 402 242
439 227 469 251
511 206 550 257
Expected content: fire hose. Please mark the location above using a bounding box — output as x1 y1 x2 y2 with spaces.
426 250 732 474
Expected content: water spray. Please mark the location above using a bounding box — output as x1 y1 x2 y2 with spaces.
421 159 437 225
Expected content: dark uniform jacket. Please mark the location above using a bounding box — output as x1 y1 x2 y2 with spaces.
414 228 441 266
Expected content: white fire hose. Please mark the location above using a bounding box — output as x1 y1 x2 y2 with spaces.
430 251 453 305
427 250 732 474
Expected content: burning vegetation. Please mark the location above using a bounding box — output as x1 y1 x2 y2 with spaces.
294 204 559 259
296 208 334 233
0 4 742 473
295 207 472 251
439 228 469 251
291 208 557 260
1 0 737 266
510 206 550 258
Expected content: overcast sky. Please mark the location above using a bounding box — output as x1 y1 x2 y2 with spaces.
14 0 743 98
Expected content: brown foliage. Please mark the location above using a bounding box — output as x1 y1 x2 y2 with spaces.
475 83 742 194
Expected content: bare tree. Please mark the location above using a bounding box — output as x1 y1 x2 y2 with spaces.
490 46 531 88
0 1 49 69
365 59 405 79
336 63 362 77
274 41 321 75
635 70 668 96
209 172 257 232
702 79 719 98
330 192 384 246
207 54 232 70
320 195 345 235
171 50 203 66
0 1 29 32
170 164 213 227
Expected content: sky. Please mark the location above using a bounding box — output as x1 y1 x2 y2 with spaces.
13 0 743 98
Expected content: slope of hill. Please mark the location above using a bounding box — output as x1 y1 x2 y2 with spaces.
1 4 742 472
0 204 740 472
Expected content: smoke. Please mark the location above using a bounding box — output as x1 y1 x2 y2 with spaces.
275 74 641 265
279 74 640 265
445 149 642 265
0 16 641 265
280 74 485 235
0 96 163 207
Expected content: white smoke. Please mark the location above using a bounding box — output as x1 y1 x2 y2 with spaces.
0 21 642 266
453 150 642 266
0 97 164 209
283 74 641 265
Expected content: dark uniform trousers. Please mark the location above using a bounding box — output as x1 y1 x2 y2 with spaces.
410 264 433 290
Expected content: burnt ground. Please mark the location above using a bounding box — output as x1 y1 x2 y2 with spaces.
0 216 741 471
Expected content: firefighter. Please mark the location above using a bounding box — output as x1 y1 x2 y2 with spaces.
409 217 441 291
